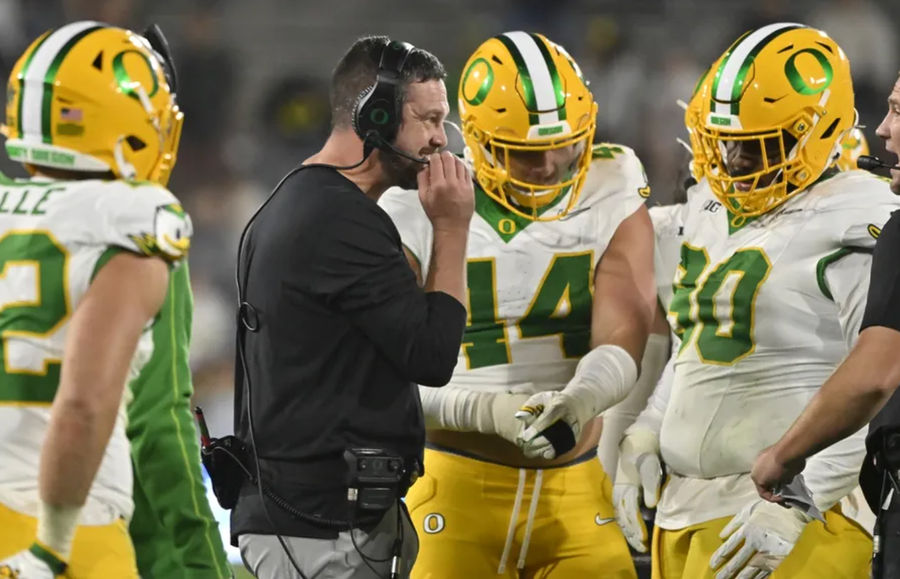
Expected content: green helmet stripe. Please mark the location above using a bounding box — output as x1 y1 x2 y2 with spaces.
16 31 52 138
497 32 565 126
709 32 748 115
18 21 104 145
729 25 803 114
41 25 104 143
528 33 567 121
712 23 803 117
495 34 536 113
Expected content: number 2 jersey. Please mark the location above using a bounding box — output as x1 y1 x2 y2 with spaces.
655 170 900 529
378 144 648 395
0 174 191 525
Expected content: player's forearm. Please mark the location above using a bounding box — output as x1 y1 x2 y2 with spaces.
40 396 121 506
425 227 468 305
591 310 654 366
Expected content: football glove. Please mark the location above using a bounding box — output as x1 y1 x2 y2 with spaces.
515 345 638 460
613 428 662 552
710 499 811 579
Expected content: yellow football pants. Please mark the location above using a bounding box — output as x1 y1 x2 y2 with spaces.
406 447 636 578
0 502 138 578
651 506 871 578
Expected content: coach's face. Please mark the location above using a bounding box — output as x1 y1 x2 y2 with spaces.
385 80 449 189
876 75 900 194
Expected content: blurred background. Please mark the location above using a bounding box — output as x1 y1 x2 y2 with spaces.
1 0 897 567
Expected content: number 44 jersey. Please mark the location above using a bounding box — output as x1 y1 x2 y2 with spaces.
656 170 900 528
378 144 648 395
0 174 191 525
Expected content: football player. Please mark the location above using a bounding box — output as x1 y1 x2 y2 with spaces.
0 22 210 579
379 32 656 577
615 23 897 578
836 127 869 171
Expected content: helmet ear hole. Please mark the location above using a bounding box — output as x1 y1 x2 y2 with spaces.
126 135 146 151
820 118 841 140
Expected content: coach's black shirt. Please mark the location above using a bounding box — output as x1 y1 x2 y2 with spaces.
231 166 466 540
859 210 900 509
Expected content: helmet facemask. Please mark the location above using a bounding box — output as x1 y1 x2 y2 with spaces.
695 124 803 220
469 120 595 220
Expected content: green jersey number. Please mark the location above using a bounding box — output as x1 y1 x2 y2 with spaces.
462 252 593 369
669 244 771 365
0 231 69 404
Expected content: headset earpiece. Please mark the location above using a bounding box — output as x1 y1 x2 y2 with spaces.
351 40 413 146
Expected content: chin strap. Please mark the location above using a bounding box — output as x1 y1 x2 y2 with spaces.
113 137 137 180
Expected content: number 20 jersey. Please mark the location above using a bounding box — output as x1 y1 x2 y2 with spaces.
0 175 191 524
660 171 900 494
378 144 648 394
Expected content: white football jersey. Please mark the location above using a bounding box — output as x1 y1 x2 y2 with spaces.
379 144 648 394
0 175 191 524
655 170 900 528
649 203 687 311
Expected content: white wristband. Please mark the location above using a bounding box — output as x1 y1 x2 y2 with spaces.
37 501 80 560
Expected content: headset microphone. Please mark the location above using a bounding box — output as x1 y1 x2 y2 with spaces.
365 131 429 164
858 155 900 172
366 119 466 165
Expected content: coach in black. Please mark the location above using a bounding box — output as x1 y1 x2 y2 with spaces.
231 36 473 578
751 72 900 577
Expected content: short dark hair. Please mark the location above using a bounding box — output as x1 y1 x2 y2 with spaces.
329 35 446 129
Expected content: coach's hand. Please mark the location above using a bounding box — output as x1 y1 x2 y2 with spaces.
418 152 474 229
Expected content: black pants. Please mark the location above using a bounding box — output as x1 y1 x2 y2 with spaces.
874 494 900 579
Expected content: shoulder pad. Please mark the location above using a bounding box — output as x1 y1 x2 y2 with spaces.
92 181 193 262
583 143 650 203
806 172 900 250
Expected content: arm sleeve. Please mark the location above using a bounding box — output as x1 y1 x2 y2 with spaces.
599 333 670 473
825 251 873 350
861 210 900 333
307 200 466 386
126 262 230 578
803 251 872 510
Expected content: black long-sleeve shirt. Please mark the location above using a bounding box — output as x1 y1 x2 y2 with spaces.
231 166 466 540
860 210 900 508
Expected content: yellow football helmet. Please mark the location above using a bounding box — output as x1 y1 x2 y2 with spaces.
3 21 183 185
458 32 597 221
684 65 714 183
835 127 869 171
688 23 855 221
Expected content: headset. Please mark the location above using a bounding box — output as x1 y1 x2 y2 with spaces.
352 40 429 165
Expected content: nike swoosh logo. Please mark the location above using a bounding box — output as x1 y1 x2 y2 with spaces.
595 514 616 526
558 205 592 220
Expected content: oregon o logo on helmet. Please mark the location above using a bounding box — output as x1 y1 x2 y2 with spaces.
461 57 494 106
369 108 390 125
784 48 833 96
423 513 445 534
112 49 160 100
